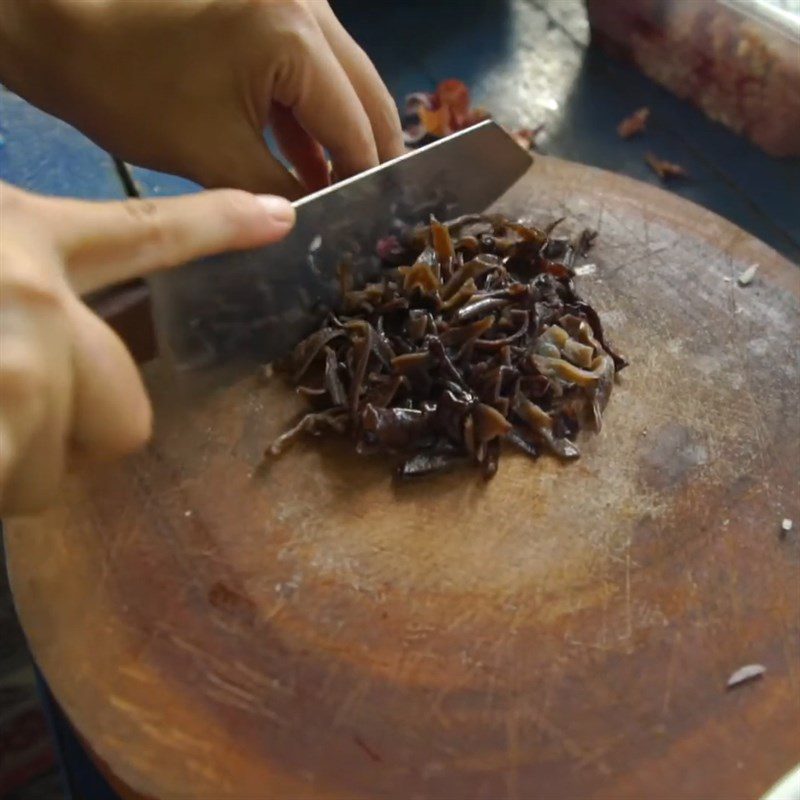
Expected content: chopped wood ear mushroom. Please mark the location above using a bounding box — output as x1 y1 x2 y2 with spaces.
266 215 627 479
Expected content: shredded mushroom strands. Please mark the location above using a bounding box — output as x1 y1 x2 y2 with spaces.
266 214 627 479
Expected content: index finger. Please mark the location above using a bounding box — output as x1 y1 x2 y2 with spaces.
36 190 296 294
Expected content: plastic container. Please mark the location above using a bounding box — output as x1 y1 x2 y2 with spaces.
586 0 800 157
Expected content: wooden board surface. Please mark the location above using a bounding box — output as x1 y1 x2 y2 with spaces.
6 156 800 800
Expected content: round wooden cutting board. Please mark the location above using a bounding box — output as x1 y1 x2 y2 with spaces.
6 157 799 800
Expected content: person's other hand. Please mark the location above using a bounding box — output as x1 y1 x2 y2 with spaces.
0 181 295 515
0 0 405 198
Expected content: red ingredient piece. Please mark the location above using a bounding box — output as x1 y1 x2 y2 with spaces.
402 78 542 150
419 79 491 137
645 152 688 181
437 79 471 129
376 235 401 262
617 107 650 138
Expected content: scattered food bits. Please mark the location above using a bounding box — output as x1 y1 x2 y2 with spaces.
780 518 793 537
511 124 546 151
726 663 766 690
645 152 689 181
402 80 491 146
618 107 650 138
401 78 544 152
737 263 759 287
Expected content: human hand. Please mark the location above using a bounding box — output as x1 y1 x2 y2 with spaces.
0 0 405 198
0 181 295 515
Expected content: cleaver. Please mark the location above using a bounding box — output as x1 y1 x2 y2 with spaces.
149 120 533 369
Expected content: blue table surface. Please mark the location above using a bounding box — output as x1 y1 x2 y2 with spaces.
1 0 799 796
0 88 124 200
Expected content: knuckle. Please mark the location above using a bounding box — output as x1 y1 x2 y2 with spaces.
121 197 160 228
271 1 316 50
0 246 64 310
277 0 313 23
118 402 153 453
0 342 49 404
1 270 64 311
215 189 259 225
0 244 64 308
0 182 33 222
120 198 176 261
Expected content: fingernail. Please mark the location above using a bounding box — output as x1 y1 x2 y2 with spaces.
257 195 295 226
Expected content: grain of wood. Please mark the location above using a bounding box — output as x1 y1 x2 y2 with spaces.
6 156 799 800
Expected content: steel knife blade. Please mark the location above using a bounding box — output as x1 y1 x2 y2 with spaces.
149 120 533 368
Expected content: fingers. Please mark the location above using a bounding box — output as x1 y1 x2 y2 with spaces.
0 307 51 495
271 103 331 193
310 2 405 162
37 189 297 294
0 257 72 514
65 295 152 459
0 292 152 515
272 6 378 182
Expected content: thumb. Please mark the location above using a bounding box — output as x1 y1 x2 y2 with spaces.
38 189 296 295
